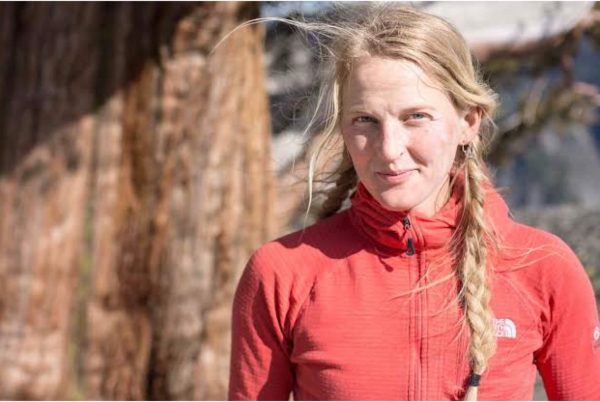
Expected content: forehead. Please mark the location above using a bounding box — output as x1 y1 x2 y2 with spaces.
343 56 451 106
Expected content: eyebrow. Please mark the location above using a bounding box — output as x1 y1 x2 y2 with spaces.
346 104 437 114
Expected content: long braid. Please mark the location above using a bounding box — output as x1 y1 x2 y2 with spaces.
455 141 497 401
236 5 501 399
318 148 357 220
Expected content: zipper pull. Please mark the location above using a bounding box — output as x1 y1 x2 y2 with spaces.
402 216 415 256
406 238 415 256
402 216 411 230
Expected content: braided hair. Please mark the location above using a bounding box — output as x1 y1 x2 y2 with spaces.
303 6 501 399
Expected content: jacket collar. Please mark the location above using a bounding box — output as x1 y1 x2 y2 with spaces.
348 178 510 255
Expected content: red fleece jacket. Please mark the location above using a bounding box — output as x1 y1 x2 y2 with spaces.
229 183 600 400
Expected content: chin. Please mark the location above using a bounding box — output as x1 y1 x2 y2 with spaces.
375 192 415 212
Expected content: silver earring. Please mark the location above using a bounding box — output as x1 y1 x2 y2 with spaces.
462 143 475 160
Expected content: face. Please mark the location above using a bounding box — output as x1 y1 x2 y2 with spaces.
341 57 481 217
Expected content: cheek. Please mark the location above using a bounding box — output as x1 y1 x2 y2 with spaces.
412 123 459 165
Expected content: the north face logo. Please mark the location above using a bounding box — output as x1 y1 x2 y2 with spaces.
593 325 600 351
494 318 516 338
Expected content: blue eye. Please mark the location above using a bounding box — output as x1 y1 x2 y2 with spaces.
408 112 427 120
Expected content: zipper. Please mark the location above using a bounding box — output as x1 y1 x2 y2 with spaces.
416 278 423 400
403 214 424 399
418 256 426 400
402 216 416 256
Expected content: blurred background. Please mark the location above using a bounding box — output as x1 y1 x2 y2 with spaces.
0 1 598 400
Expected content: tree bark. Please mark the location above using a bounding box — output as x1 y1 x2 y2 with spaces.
0 2 271 399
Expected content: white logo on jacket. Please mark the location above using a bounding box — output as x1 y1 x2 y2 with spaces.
494 318 517 338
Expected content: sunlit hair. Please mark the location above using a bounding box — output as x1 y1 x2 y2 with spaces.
221 3 500 400
303 5 498 399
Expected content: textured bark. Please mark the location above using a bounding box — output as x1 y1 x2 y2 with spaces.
141 4 273 400
0 4 98 399
0 2 271 400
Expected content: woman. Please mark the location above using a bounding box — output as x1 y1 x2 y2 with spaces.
228 5 600 400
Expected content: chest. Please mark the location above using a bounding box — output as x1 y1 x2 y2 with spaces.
289 254 543 400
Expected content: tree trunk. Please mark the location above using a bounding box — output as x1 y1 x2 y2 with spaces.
0 2 272 399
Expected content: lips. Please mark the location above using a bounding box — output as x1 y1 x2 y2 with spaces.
377 169 418 176
376 168 417 184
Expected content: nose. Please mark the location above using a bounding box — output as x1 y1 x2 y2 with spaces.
379 120 408 161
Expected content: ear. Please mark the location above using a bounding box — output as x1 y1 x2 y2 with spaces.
459 107 482 145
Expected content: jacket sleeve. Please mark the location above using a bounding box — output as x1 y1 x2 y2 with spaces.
534 239 600 400
228 248 294 400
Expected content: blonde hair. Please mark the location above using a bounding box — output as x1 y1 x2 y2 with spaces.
299 5 499 400
224 3 500 399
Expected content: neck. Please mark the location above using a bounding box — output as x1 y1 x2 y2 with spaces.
435 177 453 215
414 176 453 218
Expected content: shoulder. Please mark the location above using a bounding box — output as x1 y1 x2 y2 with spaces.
485 188 577 264
234 210 364 337
494 220 598 334
242 209 363 290
502 218 580 267
497 218 591 295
